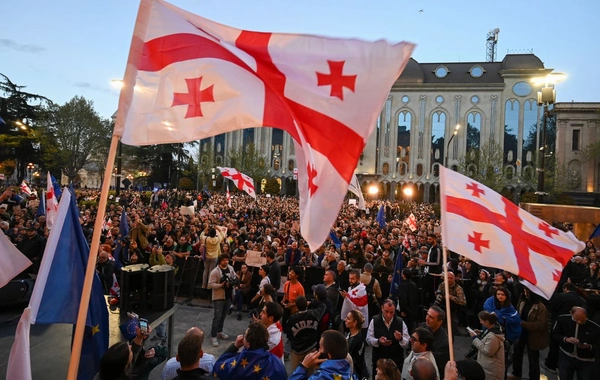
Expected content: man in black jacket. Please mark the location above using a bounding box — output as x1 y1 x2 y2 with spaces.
552 306 600 380
173 328 212 379
286 296 322 369
266 251 281 291
366 299 410 376
422 306 450 378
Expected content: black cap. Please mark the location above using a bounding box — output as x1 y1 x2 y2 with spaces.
312 284 327 298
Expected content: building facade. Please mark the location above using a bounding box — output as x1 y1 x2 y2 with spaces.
202 54 563 202
555 102 600 205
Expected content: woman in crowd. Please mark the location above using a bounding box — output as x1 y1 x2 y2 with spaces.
374 358 401 380
584 261 600 289
509 287 549 380
469 311 505 380
483 287 521 343
345 310 369 380
250 264 271 307
233 263 253 320
470 270 491 327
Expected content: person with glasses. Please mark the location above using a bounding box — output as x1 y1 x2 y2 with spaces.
402 328 438 380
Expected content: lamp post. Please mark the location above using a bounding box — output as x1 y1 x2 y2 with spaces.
531 73 566 203
27 162 35 182
403 186 413 202
444 124 460 167
368 185 379 200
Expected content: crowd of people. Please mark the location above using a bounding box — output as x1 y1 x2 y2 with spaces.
2 185 600 380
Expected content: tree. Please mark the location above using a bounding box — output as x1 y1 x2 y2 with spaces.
0 73 53 181
263 177 281 194
45 96 111 182
227 143 268 186
458 139 506 192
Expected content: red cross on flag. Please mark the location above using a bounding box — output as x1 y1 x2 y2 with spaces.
45 172 59 229
406 213 418 232
114 0 414 251
217 167 256 199
440 166 585 299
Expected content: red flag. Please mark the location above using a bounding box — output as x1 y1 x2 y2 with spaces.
115 0 415 250
218 167 256 198
45 172 59 229
440 166 585 299
226 184 231 208
406 213 417 232
20 181 32 196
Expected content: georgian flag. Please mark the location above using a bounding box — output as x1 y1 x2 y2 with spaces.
20 181 32 196
217 167 256 198
406 213 418 232
45 172 58 229
440 166 585 299
114 0 415 251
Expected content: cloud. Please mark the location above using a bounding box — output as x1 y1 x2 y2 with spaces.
74 82 92 89
0 38 45 53
72 81 111 94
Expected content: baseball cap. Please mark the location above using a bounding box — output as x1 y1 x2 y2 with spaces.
312 284 327 298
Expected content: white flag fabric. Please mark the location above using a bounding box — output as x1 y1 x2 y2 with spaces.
347 173 366 210
45 172 58 229
217 167 256 198
440 166 585 299
406 213 418 232
226 184 231 207
0 232 32 288
114 0 414 251
6 307 32 380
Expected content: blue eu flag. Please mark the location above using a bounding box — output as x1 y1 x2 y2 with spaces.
377 204 386 228
389 252 404 302
329 230 342 249
113 211 130 270
33 188 108 380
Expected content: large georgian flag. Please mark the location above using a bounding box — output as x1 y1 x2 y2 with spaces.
440 166 585 299
114 0 415 251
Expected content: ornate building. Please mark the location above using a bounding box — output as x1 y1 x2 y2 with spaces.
555 102 600 205
203 54 561 201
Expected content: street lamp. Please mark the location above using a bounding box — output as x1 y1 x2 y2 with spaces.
444 124 461 167
27 162 35 182
368 185 379 199
403 186 413 202
531 72 566 203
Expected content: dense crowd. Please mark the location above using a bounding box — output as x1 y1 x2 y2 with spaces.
2 185 600 380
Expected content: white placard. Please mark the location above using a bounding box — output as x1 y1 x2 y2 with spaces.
246 250 267 267
180 205 195 215
348 199 357 205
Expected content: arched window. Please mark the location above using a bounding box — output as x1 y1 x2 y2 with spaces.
466 112 482 159
504 100 519 164
431 111 446 171
522 99 538 165
288 159 295 171
382 162 390 175
416 163 423 177
397 111 411 175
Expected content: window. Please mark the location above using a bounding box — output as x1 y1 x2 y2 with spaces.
470 65 484 78
434 66 448 78
572 130 580 151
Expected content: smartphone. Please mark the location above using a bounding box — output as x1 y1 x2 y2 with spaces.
466 327 476 335
139 318 149 335
318 352 328 360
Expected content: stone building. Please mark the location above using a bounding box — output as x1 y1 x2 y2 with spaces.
201 54 559 202
554 102 600 205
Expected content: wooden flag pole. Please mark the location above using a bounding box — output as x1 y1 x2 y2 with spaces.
67 134 120 379
442 246 455 362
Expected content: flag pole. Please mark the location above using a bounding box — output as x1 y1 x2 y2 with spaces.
442 245 455 362
67 134 120 379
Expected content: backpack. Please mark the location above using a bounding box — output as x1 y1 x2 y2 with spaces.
365 276 380 313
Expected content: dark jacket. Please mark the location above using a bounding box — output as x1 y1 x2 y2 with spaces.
285 309 321 354
173 367 211 380
517 298 549 351
268 260 281 290
552 313 600 361
548 291 586 319
422 323 450 376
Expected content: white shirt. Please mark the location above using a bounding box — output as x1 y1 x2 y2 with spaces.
401 351 439 380
161 354 216 380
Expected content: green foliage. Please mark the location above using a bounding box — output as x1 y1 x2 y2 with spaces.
179 177 194 190
458 139 506 192
263 177 281 194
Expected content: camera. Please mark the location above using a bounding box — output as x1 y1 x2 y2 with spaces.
221 274 240 288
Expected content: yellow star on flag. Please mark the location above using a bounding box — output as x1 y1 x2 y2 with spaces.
241 358 249 368
333 374 342 380
230 359 237 368
220 362 226 370
253 364 262 373
262 377 270 380
91 324 100 336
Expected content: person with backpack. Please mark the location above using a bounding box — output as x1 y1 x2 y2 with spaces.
468 311 505 380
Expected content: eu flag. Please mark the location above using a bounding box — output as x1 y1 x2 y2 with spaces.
29 188 108 379
389 251 404 302
36 190 45 218
51 174 62 198
212 347 287 380
590 224 600 240
329 230 342 249
113 211 130 270
377 204 386 229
